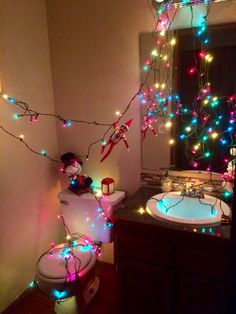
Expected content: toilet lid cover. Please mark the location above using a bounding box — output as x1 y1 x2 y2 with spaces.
37 242 96 280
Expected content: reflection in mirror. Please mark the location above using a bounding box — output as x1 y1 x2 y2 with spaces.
140 1 236 173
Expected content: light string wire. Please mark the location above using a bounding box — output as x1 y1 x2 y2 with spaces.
33 214 102 302
0 55 153 162
143 1 235 172
0 0 235 169
149 177 230 217
0 1 175 163
140 6 179 141
173 3 236 169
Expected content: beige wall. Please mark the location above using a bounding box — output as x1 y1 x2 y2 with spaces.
0 1 62 311
46 0 154 196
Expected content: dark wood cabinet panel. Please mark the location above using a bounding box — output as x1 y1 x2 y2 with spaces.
176 247 229 280
117 259 173 314
115 234 173 268
177 274 227 314
114 219 229 314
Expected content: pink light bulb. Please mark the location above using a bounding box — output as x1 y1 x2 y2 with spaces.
199 51 205 58
188 67 196 75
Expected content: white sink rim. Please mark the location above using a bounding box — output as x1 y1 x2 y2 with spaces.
146 191 231 226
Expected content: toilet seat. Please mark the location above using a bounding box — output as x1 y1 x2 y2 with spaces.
36 241 97 300
37 242 96 281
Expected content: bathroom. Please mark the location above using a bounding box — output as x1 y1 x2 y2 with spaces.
0 0 235 313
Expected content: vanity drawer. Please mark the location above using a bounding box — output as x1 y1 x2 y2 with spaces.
115 234 173 267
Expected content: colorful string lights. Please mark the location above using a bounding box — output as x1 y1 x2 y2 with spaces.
0 0 235 175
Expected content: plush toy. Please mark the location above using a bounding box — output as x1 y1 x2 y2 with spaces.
141 115 157 140
100 119 132 162
60 152 93 194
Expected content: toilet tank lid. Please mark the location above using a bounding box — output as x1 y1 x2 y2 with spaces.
58 190 125 206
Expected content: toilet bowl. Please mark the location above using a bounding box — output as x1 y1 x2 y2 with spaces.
36 240 98 299
35 190 125 310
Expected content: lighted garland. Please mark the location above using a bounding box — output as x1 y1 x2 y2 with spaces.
0 0 235 170
175 6 236 169
29 211 104 302
141 0 236 172
0 74 149 162
140 6 179 140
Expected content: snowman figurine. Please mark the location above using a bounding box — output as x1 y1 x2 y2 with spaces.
60 152 93 194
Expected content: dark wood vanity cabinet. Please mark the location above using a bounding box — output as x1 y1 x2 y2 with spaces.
114 219 230 314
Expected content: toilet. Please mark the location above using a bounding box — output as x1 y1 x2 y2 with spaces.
35 189 125 312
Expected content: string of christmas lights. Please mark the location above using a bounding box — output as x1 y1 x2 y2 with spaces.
0 0 235 171
175 5 236 169
142 0 235 174
0 67 150 161
29 213 103 302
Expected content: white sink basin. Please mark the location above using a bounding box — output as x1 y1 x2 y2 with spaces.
146 191 231 225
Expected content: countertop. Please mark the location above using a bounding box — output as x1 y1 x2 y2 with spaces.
112 187 231 240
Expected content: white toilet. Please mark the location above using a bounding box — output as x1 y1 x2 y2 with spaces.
35 189 125 312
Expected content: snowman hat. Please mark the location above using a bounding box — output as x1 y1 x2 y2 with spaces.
60 152 83 169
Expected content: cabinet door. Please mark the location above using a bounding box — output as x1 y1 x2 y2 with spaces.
177 273 227 314
117 259 172 314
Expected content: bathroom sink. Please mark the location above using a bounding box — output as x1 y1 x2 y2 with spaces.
146 191 231 226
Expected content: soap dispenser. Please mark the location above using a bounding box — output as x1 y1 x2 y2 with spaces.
161 170 173 192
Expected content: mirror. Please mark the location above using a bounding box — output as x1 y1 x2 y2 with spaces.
140 2 236 172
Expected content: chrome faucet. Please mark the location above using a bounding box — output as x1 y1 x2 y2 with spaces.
180 184 204 198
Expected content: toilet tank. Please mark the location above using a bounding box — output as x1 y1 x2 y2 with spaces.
58 190 125 243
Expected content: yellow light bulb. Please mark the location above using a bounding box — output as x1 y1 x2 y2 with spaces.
194 144 200 150
163 55 168 61
95 189 103 198
170 38 176 45
161 83 166 89
155 83 159 89
160 30 165 37
211 132 218 139
19 134 24 139
169 139 175 145
212 96 218 101
185 126 191 132
205 54 213 62
138 207 145 215
115 111 121 117
151 49 158 57
66 234 71 240
203 99 209 105
2 94 8 99
165 121 172 128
